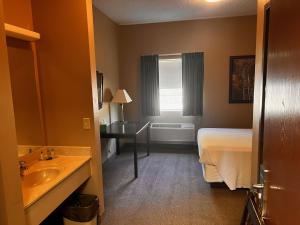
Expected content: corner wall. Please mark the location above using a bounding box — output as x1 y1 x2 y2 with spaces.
119 16 256 129
0 0 26 224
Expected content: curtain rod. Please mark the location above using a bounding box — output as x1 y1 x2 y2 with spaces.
159 53 181 56
159 53 182 60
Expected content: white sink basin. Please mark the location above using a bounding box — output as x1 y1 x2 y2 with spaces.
22 168 60 188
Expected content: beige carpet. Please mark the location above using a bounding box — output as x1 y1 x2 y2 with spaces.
100 146 246 225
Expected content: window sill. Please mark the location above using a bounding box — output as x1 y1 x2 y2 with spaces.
160 110 182 112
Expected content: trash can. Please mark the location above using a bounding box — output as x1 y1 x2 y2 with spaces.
62 194 99 225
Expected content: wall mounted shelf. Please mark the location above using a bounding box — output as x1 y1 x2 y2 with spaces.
4 23 40 41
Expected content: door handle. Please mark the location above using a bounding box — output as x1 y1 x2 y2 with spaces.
253 184 264 189
269 185 284 191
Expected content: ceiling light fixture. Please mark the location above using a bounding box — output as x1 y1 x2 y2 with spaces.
206 0 221 2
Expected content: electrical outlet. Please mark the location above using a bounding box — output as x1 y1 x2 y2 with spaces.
83 118 91 130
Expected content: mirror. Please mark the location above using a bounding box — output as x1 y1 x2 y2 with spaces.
7 37 45 147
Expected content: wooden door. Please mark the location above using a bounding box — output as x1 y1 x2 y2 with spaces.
263 0 300 224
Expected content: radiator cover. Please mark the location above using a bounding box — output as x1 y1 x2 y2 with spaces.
150 123 195 143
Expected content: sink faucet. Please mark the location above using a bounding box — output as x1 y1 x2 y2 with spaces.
40 148 55 161
19 161 28 176
47 148 55 160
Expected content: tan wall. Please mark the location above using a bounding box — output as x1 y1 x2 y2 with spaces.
31 0 104 214
119 16 256 128
93 7 120 161
0 0 26 224
251 0 270 184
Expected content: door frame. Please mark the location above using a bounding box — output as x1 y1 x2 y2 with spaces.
258 2 271 181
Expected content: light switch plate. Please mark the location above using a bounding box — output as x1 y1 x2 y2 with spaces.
82 118 91 130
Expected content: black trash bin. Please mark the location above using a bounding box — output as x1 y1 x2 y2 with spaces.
62 194 99 225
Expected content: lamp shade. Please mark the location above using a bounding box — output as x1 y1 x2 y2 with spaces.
112 89 132 104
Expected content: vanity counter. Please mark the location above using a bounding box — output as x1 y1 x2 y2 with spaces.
22 155 91 208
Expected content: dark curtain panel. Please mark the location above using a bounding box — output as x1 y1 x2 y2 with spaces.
182 52 204 116
141 55 160 116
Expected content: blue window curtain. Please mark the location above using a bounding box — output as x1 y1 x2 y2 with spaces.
141 55 160 116
182 52 204 116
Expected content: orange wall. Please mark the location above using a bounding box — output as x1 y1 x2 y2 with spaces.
0 0 26 224
119 16 256 128
31 0 96 146
7 38 44 145
31 0 104 213
1 0 104 216
2 0 33 29
93 6 120 161
2 0 44 145
251 0 270 183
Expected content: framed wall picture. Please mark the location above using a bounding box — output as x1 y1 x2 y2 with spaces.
96 71 104 109
229 55 255 103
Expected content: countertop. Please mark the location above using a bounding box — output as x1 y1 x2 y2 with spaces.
22 155 91 209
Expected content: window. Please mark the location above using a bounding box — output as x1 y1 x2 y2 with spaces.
159 57 182 111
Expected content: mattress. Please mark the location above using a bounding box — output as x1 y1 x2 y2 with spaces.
197 128 252 190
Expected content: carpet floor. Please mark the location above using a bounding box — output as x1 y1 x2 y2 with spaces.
100 146 246 225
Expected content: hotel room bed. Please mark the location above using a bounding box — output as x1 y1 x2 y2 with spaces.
197 128 252 190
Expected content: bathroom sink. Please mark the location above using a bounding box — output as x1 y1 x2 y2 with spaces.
22 168 60 188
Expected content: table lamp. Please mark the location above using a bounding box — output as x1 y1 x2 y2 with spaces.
112 89 132 123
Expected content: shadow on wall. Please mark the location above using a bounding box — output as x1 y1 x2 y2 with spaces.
103 88 113 125
100 88 119 162
101 138 116 163
103 88 113 103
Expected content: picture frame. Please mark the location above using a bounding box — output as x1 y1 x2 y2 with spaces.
229 55 255 103
96 71 104 109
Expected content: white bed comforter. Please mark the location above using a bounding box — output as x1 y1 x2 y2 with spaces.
197 128 252 190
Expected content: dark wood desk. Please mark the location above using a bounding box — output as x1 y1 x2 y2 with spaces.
100 121 150 178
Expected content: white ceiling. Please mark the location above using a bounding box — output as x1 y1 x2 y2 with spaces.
93 0 257 25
